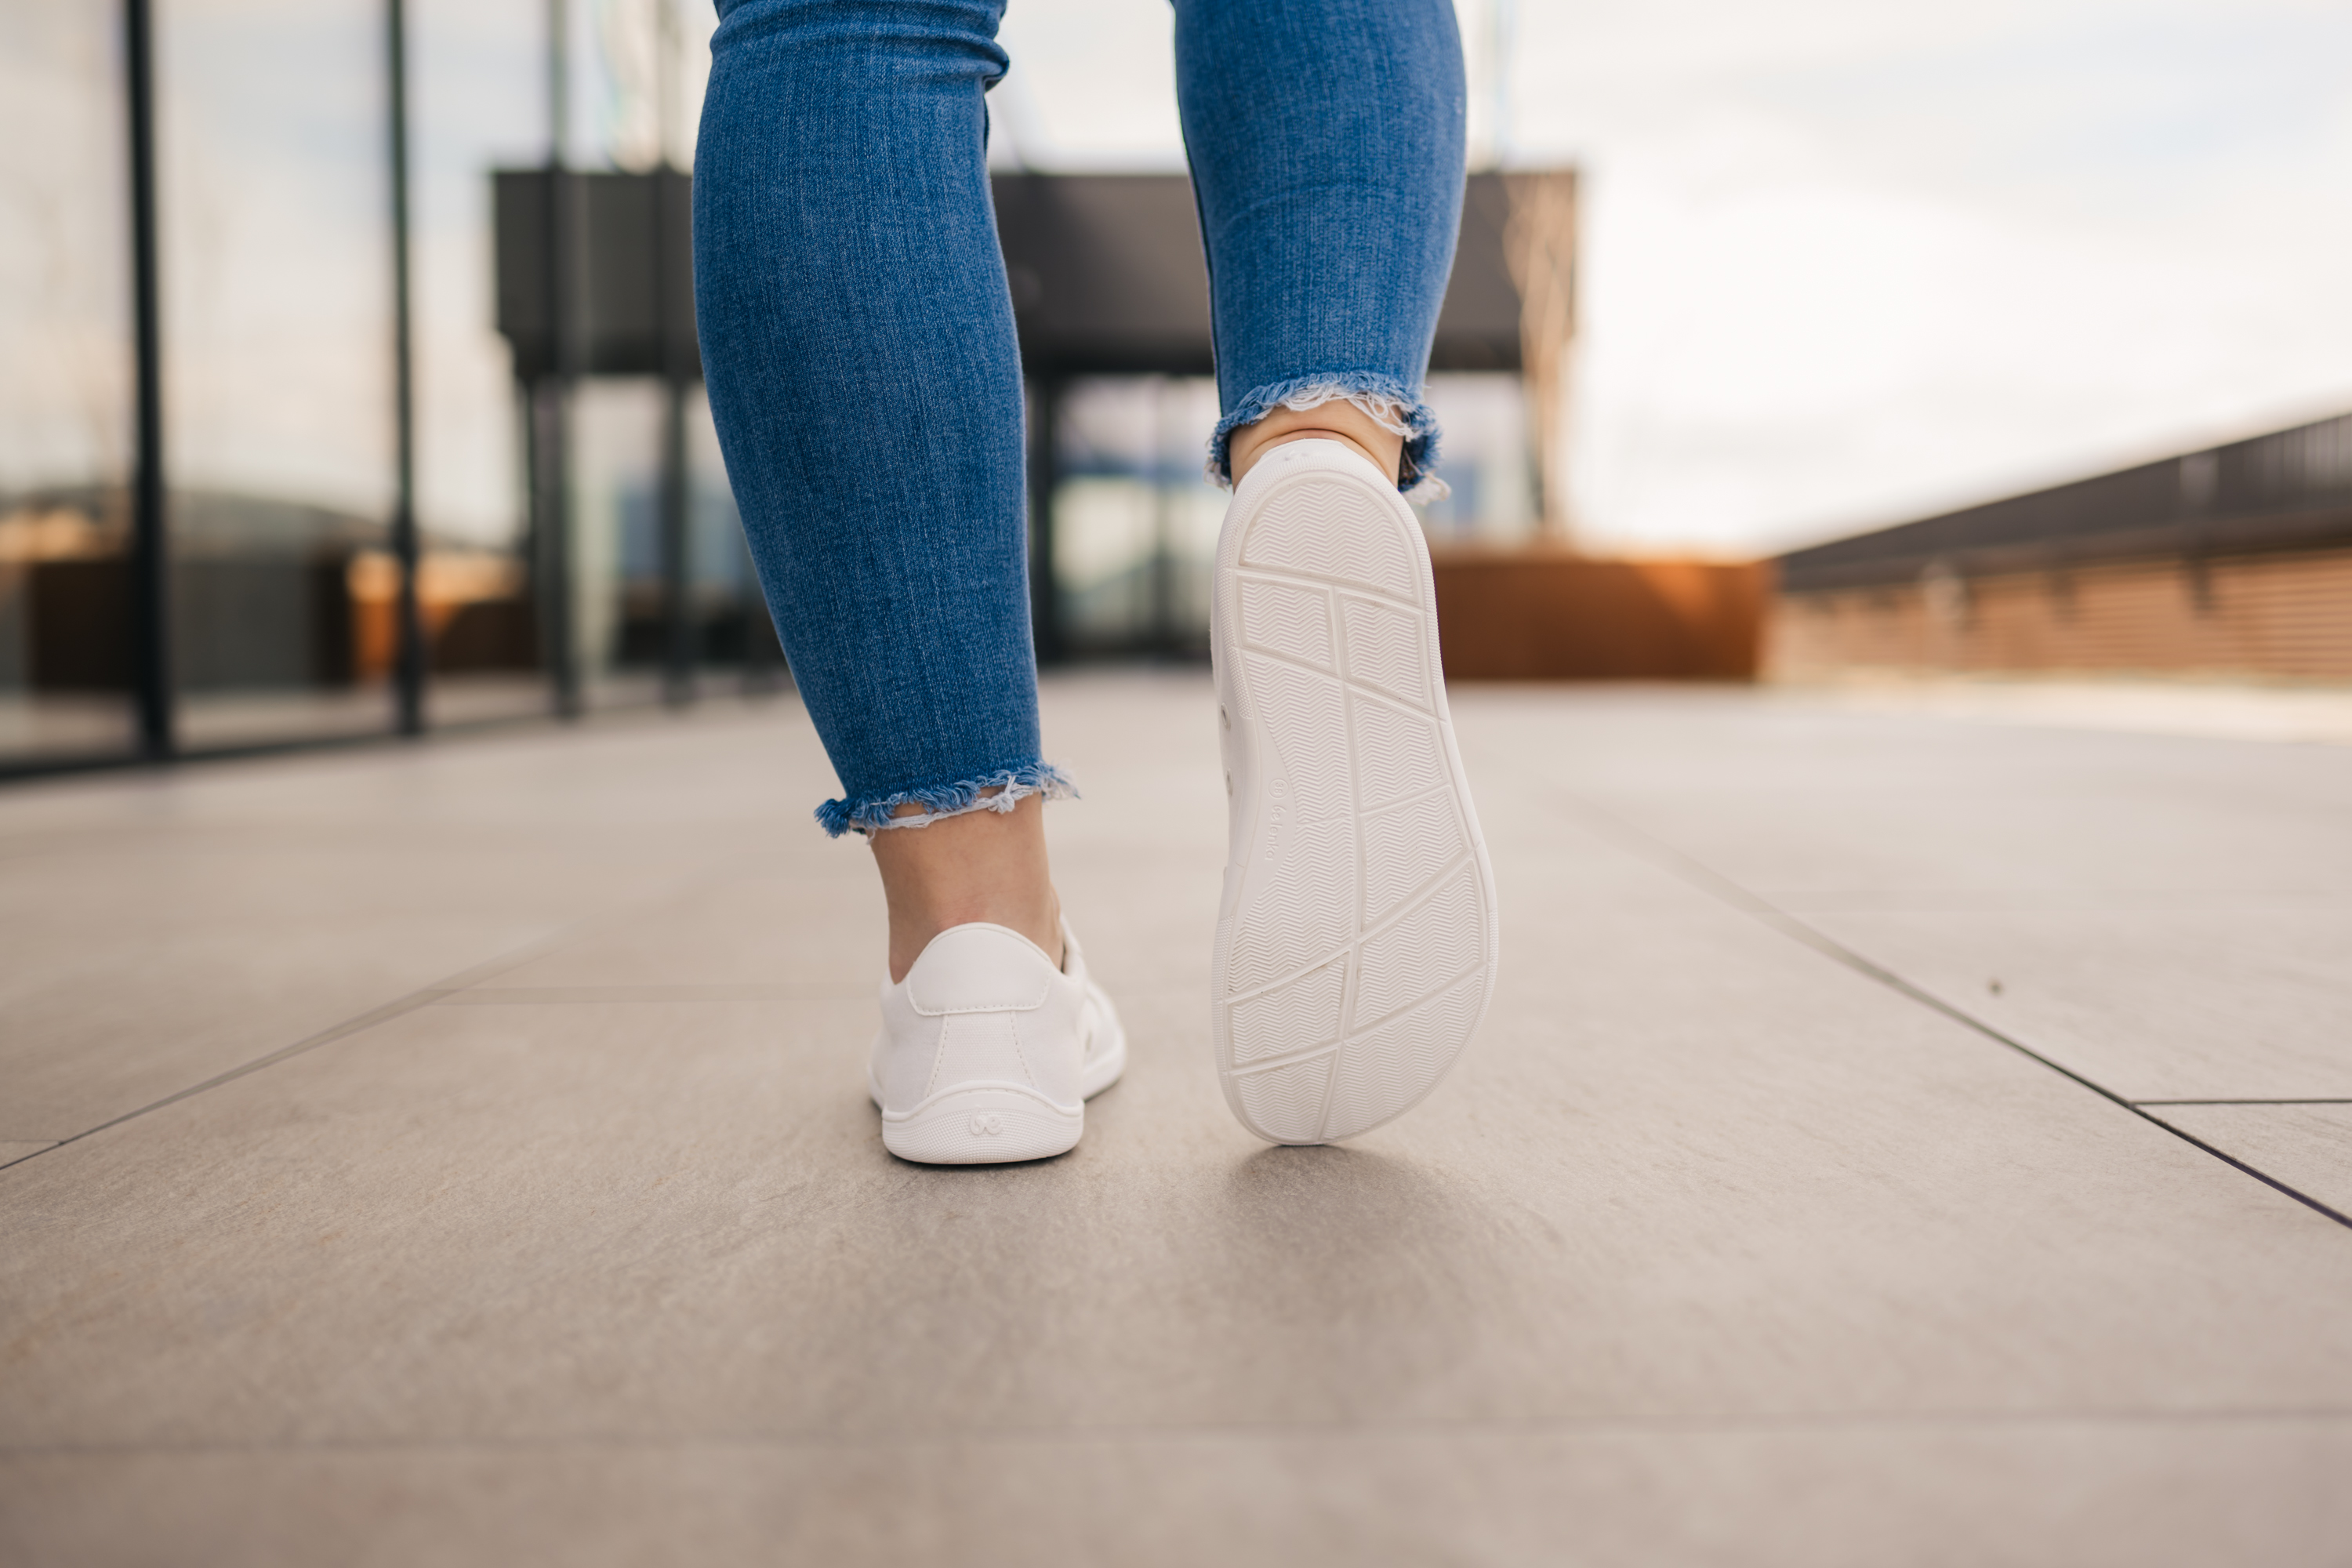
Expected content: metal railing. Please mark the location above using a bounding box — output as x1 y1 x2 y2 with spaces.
1780 411 2352 593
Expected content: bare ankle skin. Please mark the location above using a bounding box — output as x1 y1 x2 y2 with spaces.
869 790 1063 983
1226 399 1405 488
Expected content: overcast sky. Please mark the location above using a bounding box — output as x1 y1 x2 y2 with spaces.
14 0 2342 559
989 0 2352 555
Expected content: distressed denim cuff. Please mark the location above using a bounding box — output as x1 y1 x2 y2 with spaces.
815 760 1079 838
1207 372 1446 499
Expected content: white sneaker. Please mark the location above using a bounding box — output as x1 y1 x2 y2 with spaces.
868 918 1127 1164
1210 437 1499 1145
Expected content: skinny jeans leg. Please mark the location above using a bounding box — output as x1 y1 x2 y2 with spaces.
1176 0 1467 487
695 0 1054 837
693 0 1465 832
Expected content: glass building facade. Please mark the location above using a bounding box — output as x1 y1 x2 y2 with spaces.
0 0 764 773
2 2 138 761
1 2 1540 771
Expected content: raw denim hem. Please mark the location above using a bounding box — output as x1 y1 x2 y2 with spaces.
816 761 1079 839
1207 372 1446 499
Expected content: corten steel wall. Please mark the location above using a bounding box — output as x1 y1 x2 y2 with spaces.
1432 553 1769 681
1770 547 2352 681
1771 411 2352 681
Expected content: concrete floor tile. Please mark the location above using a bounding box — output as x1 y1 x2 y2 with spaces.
0 706 844 1139
8 822 2352 1453
1458 688 2352 901
0 887 543 1142
5 1420 2349 1568
1799 909 2352 1100
1776 673 2352 746
9 677 2352 1559
2144 1104 2352 1218
467 873 886 993
0 1144 56 1167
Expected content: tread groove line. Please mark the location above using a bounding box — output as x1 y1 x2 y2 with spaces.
1316 561 1363 1140
1227 1042 1343 1079
1232 565 1417 610
1236 638 1436 718
1340 964 1486 1043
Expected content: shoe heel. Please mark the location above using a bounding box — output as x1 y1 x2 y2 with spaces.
880 1085 1083 1165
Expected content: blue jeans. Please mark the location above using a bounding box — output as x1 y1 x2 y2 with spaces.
695 0 1465 835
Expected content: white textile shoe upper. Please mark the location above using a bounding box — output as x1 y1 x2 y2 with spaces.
1209 437 1500 1145
868 918 1127 1164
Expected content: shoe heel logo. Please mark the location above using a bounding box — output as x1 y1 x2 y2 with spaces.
969 1112 1004 1136
1265 778 1287 862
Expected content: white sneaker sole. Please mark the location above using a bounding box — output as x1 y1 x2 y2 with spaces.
1210 444 1499 1145
878 1083 1083 1165
869 1026 1127 1166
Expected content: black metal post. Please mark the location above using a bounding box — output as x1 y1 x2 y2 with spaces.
1150 376 1175 656
657 168 694 706
532 368 575 713
125 0 172 759
387 0 425 735
652 8 695 707
1026 374 1064 666
659 381 692 704
540 0 580 717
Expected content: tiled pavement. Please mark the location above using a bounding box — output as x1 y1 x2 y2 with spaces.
3 673 2349 1564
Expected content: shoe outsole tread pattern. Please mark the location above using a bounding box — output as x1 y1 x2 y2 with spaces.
1212 446 1499 1145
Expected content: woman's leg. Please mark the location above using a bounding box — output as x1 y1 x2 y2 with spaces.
1174 0 1467 490
694 0 1062 981
1181 0 1497 1148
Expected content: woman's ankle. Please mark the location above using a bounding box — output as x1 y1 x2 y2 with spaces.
1227 400 1405 486
869 791 1063 982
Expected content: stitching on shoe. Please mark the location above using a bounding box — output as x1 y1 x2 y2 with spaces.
910 986 1051 1017
1006 1012 1037 1091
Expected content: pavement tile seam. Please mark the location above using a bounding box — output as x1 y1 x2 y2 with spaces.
2136 1098 2352 1106
2129 1115 2352 1230
0 989 451 1175
0 863 785 1175
2135 1105 2352 1221
6 1406 2352 1458
1544 789 2352 1237
434 985 873 1005
8 1437 2347 1568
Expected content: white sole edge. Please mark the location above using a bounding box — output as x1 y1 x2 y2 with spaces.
878 1083 1083 1165
1210 444 1500 1145
1079 1029 1129 1102
868 1021 1126 1167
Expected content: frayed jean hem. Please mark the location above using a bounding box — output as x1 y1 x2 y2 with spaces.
1207 372 1445 498
816 761 1079 839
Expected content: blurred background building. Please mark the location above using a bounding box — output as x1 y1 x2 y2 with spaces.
993 169 1573 660
0 0 1598 779
1773 412 2352 681
7 0 2347 779
0 0 1599 780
